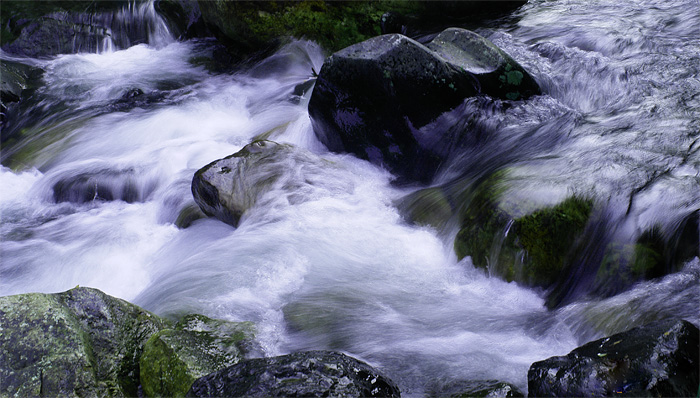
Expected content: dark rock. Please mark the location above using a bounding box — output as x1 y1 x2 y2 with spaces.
140 314 257 397
528 319 700 397
192 140 351 227
155 0 208 40
51 167 155 204
187 350 401 397
428 379 524 397
426 28 540 101
308 29 540 182
0 287 169 397
309 33 479 182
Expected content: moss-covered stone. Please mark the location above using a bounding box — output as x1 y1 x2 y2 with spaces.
453 170 593 288
0 287 169 397
396 187 454 229
140 314 256 397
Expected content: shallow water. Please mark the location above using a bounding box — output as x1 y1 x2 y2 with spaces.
1 0 698 395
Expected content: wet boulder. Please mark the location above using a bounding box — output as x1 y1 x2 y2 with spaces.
528 319 700 397
0 287 169 397
187 350 401 397
308 29 540 182
427 379 524 397
451 170 593 289
191 140 351 227
140 314 258 397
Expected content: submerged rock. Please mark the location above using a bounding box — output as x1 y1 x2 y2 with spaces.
452 170 593 288
187 350 401 397
191 140 350 227
528 319 700 397
0 287 169 397
140 314 257 397
308 28 540 182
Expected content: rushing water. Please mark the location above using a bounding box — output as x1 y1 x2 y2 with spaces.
1 0 698 395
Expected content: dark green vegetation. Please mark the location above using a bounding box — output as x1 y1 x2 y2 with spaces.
196 1 526 59
528 319 700 397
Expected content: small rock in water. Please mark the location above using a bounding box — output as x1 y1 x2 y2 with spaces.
191 140 351 227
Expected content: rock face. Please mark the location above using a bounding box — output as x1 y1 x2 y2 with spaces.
528 319 700 397
0 287 168 397
140 314 257 397
428 379 524 398
308 29 540 182
187 350 401 397
191 140 350 227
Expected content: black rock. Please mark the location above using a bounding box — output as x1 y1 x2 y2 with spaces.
528 319 700 397
308 28 540 183
187 350 401 397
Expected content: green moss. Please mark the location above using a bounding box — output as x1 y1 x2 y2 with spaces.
453 170 593 287
139 314 256 397
515 196 592 286
198 0 428 56
397 187 454 229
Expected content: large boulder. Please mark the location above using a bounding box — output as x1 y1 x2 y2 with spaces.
0 287 169 397
187 350 401 397
528 319 700 397
191 140 350 227
140 314 257 397
308 29 540 182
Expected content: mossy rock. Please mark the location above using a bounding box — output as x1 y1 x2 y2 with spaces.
140 314 256 397
0 287 169 397
453 170 593 288
396 187 454 229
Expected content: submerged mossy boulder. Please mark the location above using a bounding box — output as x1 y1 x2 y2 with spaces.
140 314 257 397
594 211 700 298
0 287 169 397
453 170 593 288
308 28 540 182
396 186 455 230
528 319 700 397
192 140 350 227
187 350 401 397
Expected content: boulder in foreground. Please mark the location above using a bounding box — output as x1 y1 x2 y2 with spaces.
187 350 401 397
528 319 699 397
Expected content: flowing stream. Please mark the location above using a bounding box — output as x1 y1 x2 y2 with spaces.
1 0 698 395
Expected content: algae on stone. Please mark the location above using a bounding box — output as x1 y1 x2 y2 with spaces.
0 287 169 397
453 170 593 288
140 314 256 397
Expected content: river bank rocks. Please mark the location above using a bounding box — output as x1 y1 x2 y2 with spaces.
0 287 168 396
528 319 700 397
0 287 257 397
192 140 350 227
308 28 540 182
187 350 401 397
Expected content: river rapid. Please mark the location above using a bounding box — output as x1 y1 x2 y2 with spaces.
1 0 698 395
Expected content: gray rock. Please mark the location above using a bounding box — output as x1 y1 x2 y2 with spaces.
528 319 700 397
0 287 169 397
187 351 401 397
191 140 350 226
